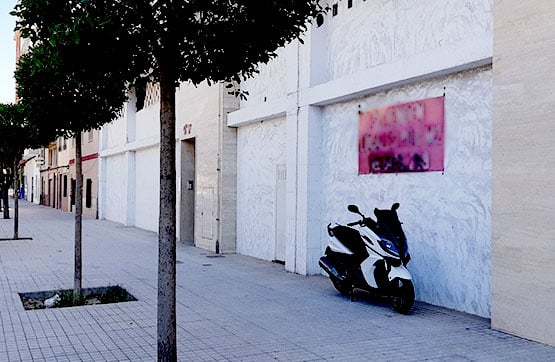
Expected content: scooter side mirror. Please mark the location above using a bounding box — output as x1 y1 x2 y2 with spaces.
391 202 400 211
347 204 362 216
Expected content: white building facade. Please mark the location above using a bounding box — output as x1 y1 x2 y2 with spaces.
229 0 493 317
99 82 238 253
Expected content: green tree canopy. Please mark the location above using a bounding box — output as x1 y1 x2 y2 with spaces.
14 0 323 88
15 43 129 138
0 103 40 164
0 102 41 224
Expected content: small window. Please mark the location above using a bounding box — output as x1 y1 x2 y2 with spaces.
348 0 352 8
86 178 92 208
332 4 338 16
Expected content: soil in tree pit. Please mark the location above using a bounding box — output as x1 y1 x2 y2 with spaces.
19 286 137 310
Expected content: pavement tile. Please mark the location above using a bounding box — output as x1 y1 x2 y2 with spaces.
0 200 554 361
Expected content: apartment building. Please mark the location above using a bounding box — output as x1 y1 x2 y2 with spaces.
21 132 99 218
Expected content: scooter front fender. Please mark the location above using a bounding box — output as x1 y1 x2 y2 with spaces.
388 265 412 282
329 238 354 255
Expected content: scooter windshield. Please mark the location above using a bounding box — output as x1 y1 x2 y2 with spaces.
373 208 407 257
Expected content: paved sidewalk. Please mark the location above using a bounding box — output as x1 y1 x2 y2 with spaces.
0 200 553 361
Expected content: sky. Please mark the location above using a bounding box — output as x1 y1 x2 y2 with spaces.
0 0 17 104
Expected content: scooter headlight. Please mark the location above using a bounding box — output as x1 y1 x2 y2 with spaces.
381 238 399 256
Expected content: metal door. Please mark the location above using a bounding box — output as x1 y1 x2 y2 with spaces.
275 164 287 263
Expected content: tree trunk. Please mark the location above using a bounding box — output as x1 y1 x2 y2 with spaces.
13 160 19 240
0 172 3 213
2 178 9 219
157 58 177 361
74 132 83 298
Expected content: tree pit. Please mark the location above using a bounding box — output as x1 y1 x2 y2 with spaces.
19 286 137 310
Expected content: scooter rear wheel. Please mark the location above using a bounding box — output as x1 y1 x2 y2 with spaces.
391 279 414 314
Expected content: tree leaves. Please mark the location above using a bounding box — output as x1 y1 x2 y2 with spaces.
14 1 137 139
0 103 41 166
14 0 323 90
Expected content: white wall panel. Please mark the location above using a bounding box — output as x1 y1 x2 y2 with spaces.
240 47 287 108
104 153 127 225
236 117 286 260
136 106 160 143
104 116 127 149
134 147 160 232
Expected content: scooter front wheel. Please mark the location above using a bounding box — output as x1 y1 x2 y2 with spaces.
391 279 414 314
331 277 351 296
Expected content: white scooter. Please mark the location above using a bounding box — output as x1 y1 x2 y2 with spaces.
319 203 414 314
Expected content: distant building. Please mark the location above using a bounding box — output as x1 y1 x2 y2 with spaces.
21 148 41 204
20 133 100 218
15 29 100 218
40 138 69 210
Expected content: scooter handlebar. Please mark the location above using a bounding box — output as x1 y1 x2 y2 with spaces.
347 217 377 229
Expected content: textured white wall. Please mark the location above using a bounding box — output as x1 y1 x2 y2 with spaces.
231 0 494 317
240 47 287 109
323 0 492 82
232 0 493 317
237 0 492 98
320 68 492 317
236 117 286 260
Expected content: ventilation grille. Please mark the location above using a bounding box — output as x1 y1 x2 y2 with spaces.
144 82 160 108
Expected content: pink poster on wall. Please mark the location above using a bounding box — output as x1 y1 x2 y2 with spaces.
358 96 445 174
